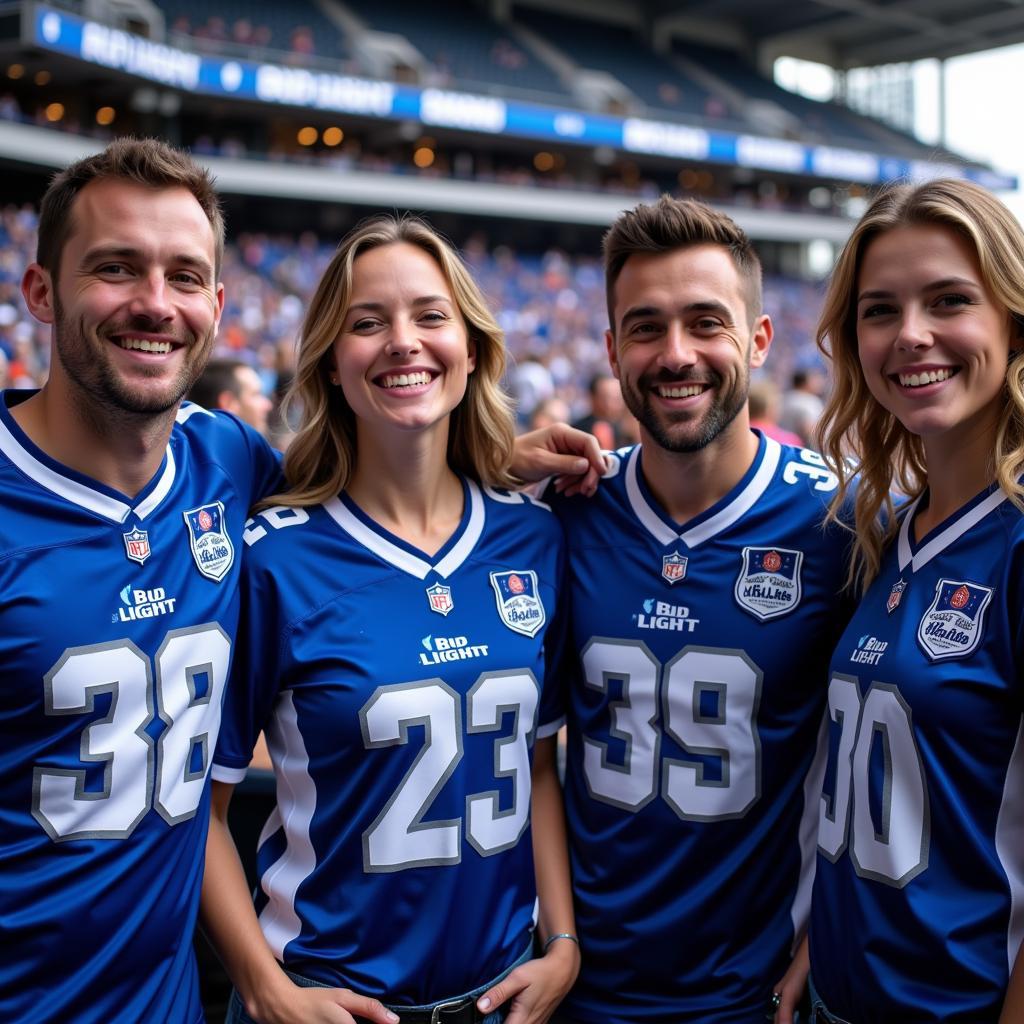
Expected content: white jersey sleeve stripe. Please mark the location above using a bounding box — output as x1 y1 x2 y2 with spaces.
996 716 1024 973
258 692 318 960
211 763 247 784
790 713 829 951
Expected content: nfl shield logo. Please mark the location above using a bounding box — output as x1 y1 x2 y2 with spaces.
426 582 454 616
490 570 546 637
183 501 235 582
662 552 688 585
887 579 907 614
123 527 151 566
917 578 993 661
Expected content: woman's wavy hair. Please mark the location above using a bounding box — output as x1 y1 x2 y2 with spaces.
818 178 1024 591
261 214 517 509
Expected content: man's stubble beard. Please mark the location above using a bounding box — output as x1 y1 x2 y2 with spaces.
620 366 750 454
53 294 213 420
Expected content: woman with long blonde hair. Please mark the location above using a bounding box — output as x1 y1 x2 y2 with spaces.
801 179 1024 1023
202 214 579 1024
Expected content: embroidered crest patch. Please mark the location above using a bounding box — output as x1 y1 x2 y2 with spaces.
661 551 688 585
183 501 234 582
489 570 546 637
123 527 151 566
917 578 993 662
426 582 454 616
734 546 803 621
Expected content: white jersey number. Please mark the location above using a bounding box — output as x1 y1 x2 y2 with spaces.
582 640 762 821
818 674 929 888
359 671 539 872
33 625 231 841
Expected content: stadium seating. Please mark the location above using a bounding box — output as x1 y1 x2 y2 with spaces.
341 0 569 98
157 0 350 60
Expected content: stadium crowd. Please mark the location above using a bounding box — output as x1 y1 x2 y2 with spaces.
0 203 827 445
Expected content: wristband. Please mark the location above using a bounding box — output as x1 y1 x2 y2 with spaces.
543 932 579 953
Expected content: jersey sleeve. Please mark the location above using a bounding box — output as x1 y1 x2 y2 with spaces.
537 524 570 738
238 418 286 507
213 541 287 782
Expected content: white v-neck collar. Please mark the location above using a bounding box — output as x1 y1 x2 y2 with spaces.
322 478 485 579
897 487 1009 573
624 437 781 549
0 410 177 524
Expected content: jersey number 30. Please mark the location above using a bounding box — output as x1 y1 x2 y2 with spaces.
33 625 230 842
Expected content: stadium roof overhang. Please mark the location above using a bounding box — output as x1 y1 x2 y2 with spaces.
646 0 1024 68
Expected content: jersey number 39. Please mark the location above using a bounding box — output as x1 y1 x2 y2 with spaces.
581 639 762 820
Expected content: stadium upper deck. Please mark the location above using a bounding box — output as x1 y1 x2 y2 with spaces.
0 0 1016 252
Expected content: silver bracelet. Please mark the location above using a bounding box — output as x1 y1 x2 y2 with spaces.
543 932 579 952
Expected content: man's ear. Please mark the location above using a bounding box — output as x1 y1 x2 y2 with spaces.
21 264 56 326
212 282 225 334
605 328 621 380
748 314 773 370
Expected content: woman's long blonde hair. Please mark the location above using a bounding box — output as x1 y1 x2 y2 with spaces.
261 214 517 510
818 178 1024 592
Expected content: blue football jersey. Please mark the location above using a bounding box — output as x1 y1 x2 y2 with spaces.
810 486 1024 1022
553 434 852 1024
0 393 282 1024
212 480 566 1004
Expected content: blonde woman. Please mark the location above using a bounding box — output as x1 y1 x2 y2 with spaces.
202 215 580 1024
800 180 1024 1023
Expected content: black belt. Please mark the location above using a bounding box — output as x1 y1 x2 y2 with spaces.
360 995 501 1024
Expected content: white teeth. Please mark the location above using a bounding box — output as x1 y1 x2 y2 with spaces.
898 368 953 388
382 371 431 389
658 383 703 398
118 337 172 354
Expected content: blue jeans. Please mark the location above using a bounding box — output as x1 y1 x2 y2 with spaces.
225 945 531 1024
807 975 852 1024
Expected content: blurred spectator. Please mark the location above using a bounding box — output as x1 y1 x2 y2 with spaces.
509 350 555 425
0 205 829 434
572 373 630 450
778 366 827 447
187 358 273 438
529 396 572 431
748 378 803 447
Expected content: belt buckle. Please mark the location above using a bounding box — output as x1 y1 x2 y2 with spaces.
430 996 475 1024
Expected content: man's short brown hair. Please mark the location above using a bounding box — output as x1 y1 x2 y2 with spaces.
37 136 224 280
603 195 762 331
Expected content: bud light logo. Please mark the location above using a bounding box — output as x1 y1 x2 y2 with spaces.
917 578 993 661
